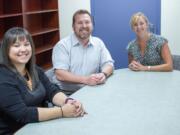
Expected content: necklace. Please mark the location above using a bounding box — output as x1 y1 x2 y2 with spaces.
25 70 33 90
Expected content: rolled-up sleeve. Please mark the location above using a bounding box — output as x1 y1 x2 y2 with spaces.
52 41 70 70
99 40 114 69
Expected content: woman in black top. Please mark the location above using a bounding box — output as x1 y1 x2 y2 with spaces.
0 27 86 135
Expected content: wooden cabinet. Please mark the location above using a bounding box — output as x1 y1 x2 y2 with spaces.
0 0 60 69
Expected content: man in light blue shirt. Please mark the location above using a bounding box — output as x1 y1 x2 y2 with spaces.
52 9 114 95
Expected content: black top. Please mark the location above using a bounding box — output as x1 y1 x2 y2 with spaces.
0 66 61 135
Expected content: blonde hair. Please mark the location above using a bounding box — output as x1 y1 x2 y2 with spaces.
130 12 149 29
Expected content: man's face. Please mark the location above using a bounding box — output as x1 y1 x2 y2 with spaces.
73 14 93 41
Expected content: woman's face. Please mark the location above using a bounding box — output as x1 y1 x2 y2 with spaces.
9 36 32 67
132 16 148 36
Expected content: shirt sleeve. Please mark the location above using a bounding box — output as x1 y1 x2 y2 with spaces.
126 43 130 51
37 67 62 102
126 41 134 55
156 36 168 53
99 39 114 70
52 41 70 70
0 83 38 124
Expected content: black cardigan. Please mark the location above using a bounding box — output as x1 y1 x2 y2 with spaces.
0 66 61 135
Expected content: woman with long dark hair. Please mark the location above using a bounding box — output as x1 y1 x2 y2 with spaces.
0 27 85 135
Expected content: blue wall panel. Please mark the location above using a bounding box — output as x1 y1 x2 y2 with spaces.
91 0 161 69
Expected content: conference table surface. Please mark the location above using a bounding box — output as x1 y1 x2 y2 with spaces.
16 68 180 135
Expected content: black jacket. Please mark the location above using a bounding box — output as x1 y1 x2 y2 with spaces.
0 66 61 135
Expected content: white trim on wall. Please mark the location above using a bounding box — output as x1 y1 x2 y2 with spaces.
161 0 180 55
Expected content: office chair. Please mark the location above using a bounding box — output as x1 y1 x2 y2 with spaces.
45 68 54 82
172 55 180 71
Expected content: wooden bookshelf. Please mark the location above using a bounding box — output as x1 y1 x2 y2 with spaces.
0 0 60 69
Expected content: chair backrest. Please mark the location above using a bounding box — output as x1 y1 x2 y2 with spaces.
172 55 180 71
45 68 54 82
44 68 55 107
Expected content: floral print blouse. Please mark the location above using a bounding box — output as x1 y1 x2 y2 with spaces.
127 34 168 66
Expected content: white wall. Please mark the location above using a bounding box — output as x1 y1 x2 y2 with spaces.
58 0 90 38
161 0 180 55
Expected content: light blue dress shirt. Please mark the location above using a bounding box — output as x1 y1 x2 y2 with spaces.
52 33 114 94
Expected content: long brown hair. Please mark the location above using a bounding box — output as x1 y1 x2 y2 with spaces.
0 27 39 88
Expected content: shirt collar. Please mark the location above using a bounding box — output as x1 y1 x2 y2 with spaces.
72 33 94 47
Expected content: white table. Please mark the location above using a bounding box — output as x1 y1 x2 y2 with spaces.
16 69 180 135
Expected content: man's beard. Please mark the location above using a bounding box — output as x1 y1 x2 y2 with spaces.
76 27 92 39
